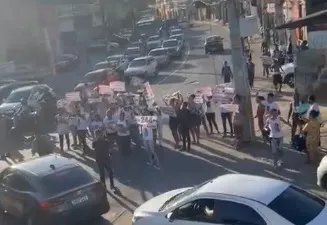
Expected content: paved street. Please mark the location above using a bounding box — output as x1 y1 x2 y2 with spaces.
2 23 326 225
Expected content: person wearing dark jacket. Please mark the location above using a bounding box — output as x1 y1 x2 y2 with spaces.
92 129 117 192
178 102 191 151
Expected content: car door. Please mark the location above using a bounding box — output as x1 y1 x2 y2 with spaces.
0 170 35 218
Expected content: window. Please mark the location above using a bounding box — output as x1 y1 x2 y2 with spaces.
2 173 35 192
268 186 324 225
215 200 266 225
40 166 94 196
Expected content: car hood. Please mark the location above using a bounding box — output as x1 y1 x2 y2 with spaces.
74 82 96 91
134 188 188 215
147 41 161 45
308 205 327 225
125 67 146 73
0 102 22 115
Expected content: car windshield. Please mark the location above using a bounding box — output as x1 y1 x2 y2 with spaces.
149 49 166 56
206 36 221 43
268 186 325 225
129 59 146 67
126 48 140 55
163 40 178 48
159 180 212 211
84 72 104 83
6 89 32 103
148 36 160 42
40 166 94 196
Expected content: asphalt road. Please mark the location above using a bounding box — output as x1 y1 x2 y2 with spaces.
2 24 325 225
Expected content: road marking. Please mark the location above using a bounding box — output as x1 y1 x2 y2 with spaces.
155 42 191 85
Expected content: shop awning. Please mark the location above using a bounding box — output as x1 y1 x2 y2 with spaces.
275 8 327 29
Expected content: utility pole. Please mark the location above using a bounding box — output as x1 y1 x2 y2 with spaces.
274 0 285 45
227 0 255 141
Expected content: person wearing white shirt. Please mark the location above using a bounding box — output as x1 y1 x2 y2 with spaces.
69 114 79 148
116 111 131 158
264 93 280 116
103 110 117 143
220 99 233 137
77 112 89 154
125 106 142 149
89 114 103 138
205 96 220 134
266 108 286 168
142 126 160 168
306 95 321 122
56 110 70 151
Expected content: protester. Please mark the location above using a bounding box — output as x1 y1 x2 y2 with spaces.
265 93 280 115
164 97 180 148
247 58 255 88
301 110 321 164
103 109 117 144
76 111 89 154
92 129 117 192
232 94 243 149
178 102 191 151
68 112 79 148
56 110 70 151
266 108 287 168
142 126 160 168
153 103 163 147
254 96 266 140
116 111 131 158
220 102 233 138
261 49 271 77
89 114 103 138
205 96 220 134
221 61 233 83
188 94 202 144
126 106 142 149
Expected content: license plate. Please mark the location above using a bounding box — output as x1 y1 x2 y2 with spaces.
71 195 89 205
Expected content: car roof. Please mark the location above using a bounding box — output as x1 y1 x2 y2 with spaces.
164 39 178 42
85 68 111 76
197 174 289 205
133 56 151 61
12 155 77 177
150 48 166 52
170 34 183 37
11 84 47 93
148 35 160 38
107 54 123 58
96 61 108 65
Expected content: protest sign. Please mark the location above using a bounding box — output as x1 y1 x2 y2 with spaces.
196 87 212 96
110 81 125 92
130 77 144 86
65 92 81 102
135 116 157 128
144 82 155 99
194 94 203 104
160 106 176 117
220 104 239 112
212 93 231 103
224 87 235 94
88 98 102 103
98 85 112 95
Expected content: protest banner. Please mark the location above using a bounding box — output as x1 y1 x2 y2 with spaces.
220 104 239 112
65 92 81 102
110 81 125 92
212 93 231 103
135 116 157 128
194 94 203 104
195 87 212 96
88 98 102 103
98 85 112 95
224 87 235 94
130 77 144 86
160 106 176 117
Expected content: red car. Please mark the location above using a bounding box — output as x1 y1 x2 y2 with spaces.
74 68 119 91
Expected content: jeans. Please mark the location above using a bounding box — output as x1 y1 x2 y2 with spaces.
271 138 284 166
221 112 233 135
181 127 190 151
97 158 115 188
206 113 219 133
144 139 160 166
59 133 70 150
130 125 141 148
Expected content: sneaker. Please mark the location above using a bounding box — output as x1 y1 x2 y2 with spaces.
153 164 161 170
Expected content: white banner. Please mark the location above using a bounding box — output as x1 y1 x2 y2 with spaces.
160 106 176 117
135 116 157 128
98 85 112 95
194 94 203 104
212 93 231 103
195 87 212 96
65 92 81 102
110 81 125 92
88 98 102 103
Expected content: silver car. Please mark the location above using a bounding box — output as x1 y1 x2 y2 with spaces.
107 54 129 72
148 48 169 67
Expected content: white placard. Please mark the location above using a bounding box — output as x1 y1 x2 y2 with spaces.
110 81 125 92
194 94 203 104
224 87 235 94
88 98 102 103
196 87 212 96
160 106 176 117
135 116 157 128
212 93 231 103
261 55 273 65
220 104 239 113
98 85 112 95
65 92 81 102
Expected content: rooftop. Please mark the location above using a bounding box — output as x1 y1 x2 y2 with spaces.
197 174 289 205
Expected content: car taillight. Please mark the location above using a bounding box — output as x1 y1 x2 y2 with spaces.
40 199 65 209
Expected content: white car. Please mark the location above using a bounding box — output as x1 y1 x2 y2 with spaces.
317 156 327 189
147 35 162 50
170 28 183 36
148 48 169 67
280 62 294 88
133 174 327 225
107 54 129 72
169 34 185 47
125 56 158 77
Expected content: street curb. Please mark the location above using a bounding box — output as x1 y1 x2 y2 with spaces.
111 209 128 223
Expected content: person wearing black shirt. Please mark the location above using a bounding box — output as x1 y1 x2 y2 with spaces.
178 102 191 151
92 129 116 192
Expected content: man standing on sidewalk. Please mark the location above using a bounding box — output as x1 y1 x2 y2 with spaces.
221 61 233 83
247 58 255 88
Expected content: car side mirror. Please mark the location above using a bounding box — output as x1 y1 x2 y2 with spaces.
166 212 176 222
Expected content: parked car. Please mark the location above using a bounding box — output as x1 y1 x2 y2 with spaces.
0 79 16 86
74 69 119 91
0 155 110 225
107 54 129 72
169 34 185 48
169 28 183 36
146 35 162 51
55 54 79 73
110 34 130 47
133 174 327 225
124 56 158 78
88 39 108 52
125 47 143 61
0 81 39 102
280 62 294 88
148 48 169 67
204 35 224 54
162 39 182 58
95 61 110 70
106 42 120 54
